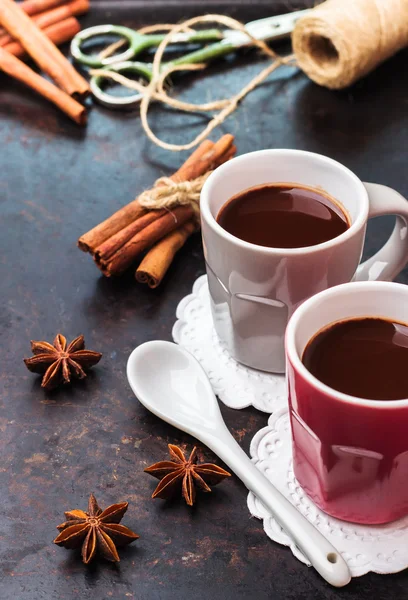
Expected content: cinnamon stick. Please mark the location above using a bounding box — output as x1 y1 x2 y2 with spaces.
0 1 77 44
95 210 166 263
222 144 237 163
77 139 217 254
0 0 88 47
17 0 70 17
78 198 148 254
136 221 196 288
101 206 195 277
0 0 90 99
0 46 86 124
172 139 215 182
4 17 80 58
185 134 234 181
0 0 70 35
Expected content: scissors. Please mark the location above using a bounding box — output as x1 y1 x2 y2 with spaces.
71 9 310 109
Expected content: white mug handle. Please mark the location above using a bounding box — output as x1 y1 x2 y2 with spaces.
354 183 408 282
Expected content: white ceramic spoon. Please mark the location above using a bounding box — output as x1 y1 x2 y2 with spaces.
127 340 351 587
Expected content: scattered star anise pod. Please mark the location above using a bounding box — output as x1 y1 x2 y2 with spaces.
54 493 139 564
24 334 102 390
145 444 231 506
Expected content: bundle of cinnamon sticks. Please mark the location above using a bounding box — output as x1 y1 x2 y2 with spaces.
78 134 236 288
0 0 90 124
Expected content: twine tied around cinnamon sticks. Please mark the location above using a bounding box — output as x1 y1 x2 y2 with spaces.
138 172 211 223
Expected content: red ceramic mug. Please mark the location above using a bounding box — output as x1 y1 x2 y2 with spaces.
285 281 408 524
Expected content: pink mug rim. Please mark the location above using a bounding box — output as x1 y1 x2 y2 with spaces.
285 281 408 409
200 148 369 257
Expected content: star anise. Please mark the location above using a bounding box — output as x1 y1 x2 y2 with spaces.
145 444 231 506
54 493 139 564
24 334 102 390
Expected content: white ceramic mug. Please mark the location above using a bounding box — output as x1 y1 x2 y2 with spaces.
200 149 408 373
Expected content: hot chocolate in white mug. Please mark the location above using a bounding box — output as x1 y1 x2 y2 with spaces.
200 149 408 372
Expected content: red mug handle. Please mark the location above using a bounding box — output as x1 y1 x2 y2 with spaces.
354 183 408 282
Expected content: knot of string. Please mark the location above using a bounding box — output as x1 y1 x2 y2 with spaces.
138 172 212 222
90 14 296 152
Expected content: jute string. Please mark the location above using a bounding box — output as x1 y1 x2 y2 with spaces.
90 14 296 151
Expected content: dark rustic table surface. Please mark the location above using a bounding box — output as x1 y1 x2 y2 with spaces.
1 1 408 598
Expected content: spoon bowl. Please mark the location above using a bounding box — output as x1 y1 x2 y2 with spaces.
127 340 351 588
127 340 226 437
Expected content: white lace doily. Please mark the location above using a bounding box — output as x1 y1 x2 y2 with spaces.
172 275 286 412
248 407 408 577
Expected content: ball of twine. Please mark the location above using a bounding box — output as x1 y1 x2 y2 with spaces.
292 0 408 89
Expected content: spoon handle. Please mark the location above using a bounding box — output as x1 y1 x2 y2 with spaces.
203 428 351 588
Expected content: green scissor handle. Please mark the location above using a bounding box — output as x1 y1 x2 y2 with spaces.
171 39 236 66
90 61 154 108
90 40 237 108
71 24 224 69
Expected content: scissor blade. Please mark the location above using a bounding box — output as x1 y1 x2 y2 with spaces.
222 8 311 47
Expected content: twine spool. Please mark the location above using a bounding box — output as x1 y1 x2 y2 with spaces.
293 0 408 89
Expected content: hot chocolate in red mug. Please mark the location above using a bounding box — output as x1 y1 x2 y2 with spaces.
286 281 408 524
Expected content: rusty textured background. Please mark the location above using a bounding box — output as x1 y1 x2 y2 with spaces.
1 0 408 598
